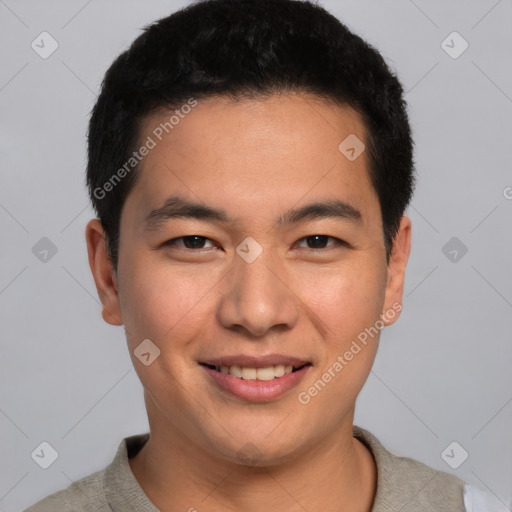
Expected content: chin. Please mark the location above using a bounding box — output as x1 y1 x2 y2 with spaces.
203 428 304 468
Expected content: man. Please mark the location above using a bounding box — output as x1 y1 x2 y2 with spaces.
25 0 503 510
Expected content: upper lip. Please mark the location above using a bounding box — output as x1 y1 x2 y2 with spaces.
199 354 310 369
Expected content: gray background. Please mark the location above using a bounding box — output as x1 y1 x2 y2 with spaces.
1 0 511 510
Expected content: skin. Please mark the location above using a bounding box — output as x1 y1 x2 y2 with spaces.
86 93 411 512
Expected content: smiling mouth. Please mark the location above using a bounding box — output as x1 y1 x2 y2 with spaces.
199 362 311 381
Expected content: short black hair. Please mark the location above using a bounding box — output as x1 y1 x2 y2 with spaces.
86 0 415 272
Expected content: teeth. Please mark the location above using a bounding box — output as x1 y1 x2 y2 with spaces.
274 365 285 378
241 367 257 380
212 364 299 380
256 367 275 381
230 365 242 378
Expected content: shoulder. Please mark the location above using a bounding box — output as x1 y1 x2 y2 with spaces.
353 425 466 511
23 468 106 512
23 433 150 512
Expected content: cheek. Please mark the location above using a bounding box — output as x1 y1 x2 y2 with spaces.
296 259 387 343
118 258 219 402
118 255 217 349
295 263 385 425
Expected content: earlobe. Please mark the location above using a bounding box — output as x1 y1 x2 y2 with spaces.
85 219 123 326
381 215 412 327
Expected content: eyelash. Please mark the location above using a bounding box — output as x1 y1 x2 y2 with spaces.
162 235 348 251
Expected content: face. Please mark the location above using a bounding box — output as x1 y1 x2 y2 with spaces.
87 93 411 465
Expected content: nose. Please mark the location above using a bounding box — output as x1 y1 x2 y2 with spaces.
216 247 299 338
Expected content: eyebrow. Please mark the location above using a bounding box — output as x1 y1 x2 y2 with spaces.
144 195 362 231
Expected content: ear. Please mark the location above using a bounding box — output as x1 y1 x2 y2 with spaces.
85 219 123 326
381 215 412 326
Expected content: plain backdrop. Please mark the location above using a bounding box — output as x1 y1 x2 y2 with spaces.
0 0 511 510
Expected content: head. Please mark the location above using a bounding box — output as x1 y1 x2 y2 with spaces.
86 0 414 464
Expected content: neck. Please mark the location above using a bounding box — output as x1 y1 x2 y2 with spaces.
129 414 377 512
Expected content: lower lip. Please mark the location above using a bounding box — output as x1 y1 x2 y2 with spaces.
200 364 311 402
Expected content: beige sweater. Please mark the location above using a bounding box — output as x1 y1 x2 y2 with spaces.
25 425 471 511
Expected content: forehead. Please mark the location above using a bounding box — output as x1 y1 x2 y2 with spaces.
125 94 380 229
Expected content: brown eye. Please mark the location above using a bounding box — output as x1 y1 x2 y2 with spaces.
296 235 346 250
164 236 215 249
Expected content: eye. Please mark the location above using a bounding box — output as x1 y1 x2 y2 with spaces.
163 235 217 250
161 234 347 252
295 235 347 250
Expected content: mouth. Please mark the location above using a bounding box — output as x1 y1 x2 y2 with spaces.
198 355 312 402
199 362 311 381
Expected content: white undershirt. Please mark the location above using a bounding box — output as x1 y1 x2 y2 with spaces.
463 484 512 512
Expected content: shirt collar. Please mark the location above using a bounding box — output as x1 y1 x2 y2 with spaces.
104 432 158 511
103 426 464 512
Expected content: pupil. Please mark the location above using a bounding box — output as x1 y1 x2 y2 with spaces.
184 236 205 249
307 235 328 248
